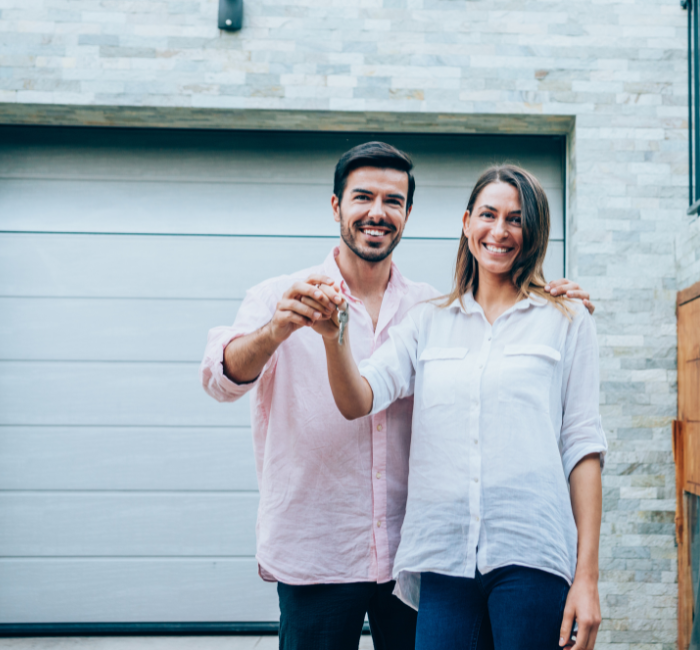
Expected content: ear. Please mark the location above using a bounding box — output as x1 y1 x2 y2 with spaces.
331 194 341 224
462 209 471 238
404 204 413 224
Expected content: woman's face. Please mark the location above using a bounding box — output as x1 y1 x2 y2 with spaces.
463 181 523 279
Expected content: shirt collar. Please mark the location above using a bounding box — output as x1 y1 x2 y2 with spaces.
321 245 409 303
448 289 548 315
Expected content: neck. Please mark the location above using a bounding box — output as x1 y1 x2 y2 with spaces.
336 241 393 300
473 267 520 318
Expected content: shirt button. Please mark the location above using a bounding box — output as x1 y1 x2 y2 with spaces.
478 363 484 369
377 521 382 528
475 516 480 522
474 439 478 445
376 472 381 479
377 424 383 431
487 335 492 341
474 477 479 483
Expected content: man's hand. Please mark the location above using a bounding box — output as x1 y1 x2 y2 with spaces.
268 274 343 345
559 575 601 650
546 279 595 315
298 282 347 341
222 274 343 384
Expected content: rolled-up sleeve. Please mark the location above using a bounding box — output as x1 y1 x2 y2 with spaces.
560 309 608 479
359 309 420 414
200 288 275 403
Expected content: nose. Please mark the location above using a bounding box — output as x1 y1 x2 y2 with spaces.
368 196 385 219
492 216 509 239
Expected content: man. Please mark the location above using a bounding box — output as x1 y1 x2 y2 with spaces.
200 142 593 650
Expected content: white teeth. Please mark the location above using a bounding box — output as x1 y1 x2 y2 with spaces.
364 229 385 237
485 244 509 253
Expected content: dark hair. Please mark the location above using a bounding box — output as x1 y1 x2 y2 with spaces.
333 141 416 210
441 164 571 316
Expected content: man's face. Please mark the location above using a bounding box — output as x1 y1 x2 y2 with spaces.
332 166 412 263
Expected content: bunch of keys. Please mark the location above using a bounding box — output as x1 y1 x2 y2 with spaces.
337 304 349 346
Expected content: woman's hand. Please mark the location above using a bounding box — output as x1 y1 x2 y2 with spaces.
299 282 345 340
559 575 601 649
311 301 344 340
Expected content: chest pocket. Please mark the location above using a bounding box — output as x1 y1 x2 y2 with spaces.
498 344 561 410
418 347 468 408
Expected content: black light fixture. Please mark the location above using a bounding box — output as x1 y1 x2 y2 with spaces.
218 0 243 31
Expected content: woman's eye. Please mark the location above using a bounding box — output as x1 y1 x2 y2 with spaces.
480 212 494 219
509 216 522 225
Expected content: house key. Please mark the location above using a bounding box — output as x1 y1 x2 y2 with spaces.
337 304 349 346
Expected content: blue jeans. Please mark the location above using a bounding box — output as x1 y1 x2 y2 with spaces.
416 566 570 650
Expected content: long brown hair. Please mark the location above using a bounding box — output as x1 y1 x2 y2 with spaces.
441 164 572 316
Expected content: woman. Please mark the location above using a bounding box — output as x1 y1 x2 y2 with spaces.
313 165 607 650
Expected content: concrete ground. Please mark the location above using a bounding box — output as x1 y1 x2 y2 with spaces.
0 637 375 650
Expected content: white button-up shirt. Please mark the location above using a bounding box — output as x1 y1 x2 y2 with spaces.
358 291 607 609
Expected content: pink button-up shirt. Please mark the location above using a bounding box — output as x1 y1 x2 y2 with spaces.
200 247 438 585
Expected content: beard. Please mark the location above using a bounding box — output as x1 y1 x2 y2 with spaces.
339 208 404 263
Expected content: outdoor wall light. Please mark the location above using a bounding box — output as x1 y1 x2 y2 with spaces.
218 0 243 31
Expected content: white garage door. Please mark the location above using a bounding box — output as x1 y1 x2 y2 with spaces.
0 126 565 625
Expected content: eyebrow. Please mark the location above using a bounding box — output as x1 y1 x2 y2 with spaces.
352 188 406 202
479 204 521 214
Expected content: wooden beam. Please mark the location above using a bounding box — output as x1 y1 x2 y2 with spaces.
674 420 685 545
678 279 700 307
675 420 693 650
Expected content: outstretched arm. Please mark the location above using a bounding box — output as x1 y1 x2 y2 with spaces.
314 314 374 420
224 274 342 384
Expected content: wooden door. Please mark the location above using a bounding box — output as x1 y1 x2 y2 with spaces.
676 280 700 649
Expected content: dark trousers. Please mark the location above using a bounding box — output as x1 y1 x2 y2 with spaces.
415 566 570 650
278 580 417 650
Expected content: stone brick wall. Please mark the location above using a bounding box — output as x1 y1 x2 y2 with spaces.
677 216 700 290
0 0 690 647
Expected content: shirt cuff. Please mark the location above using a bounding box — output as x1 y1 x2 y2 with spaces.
200 330 263 402
359 362 388 415
561 416 607 480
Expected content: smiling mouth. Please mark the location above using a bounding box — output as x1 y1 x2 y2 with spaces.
359 226 392 239
483 243 513 254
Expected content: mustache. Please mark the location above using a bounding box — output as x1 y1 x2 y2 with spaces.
354 220 396 232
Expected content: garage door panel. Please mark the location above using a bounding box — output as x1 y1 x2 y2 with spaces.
0 179 564 241
0 362 249 427
1 128 563 187
0 493 258 557
0 558 278 623
0 298 242 362
0 427 257 491
1 241 563 365
0 234 464 298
